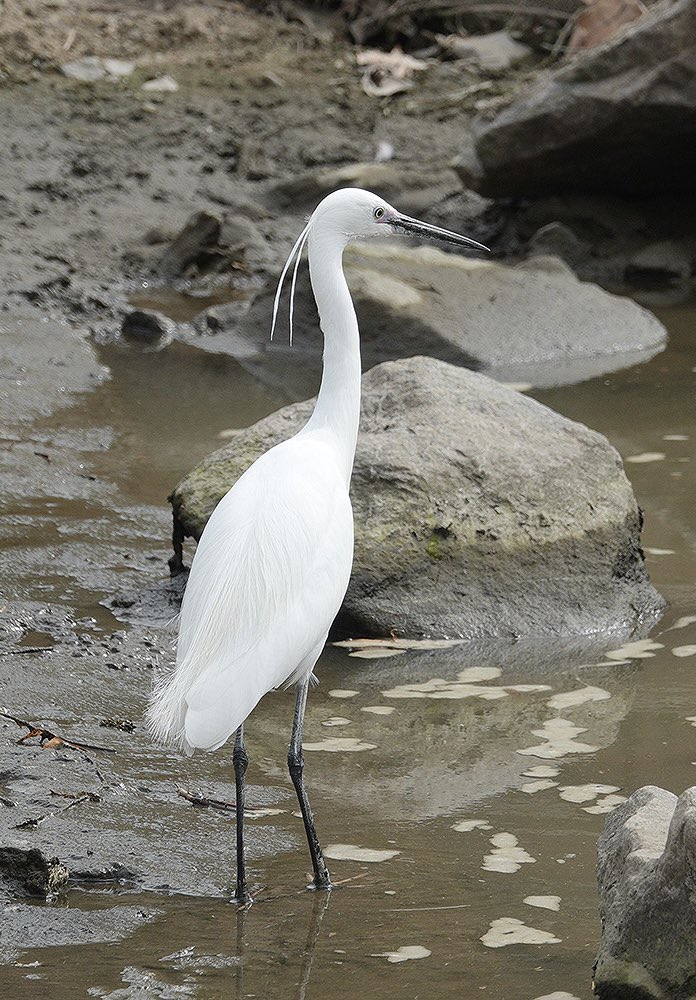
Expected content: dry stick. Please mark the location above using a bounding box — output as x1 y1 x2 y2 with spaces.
550 11 577 58
177 787 237 811
0 711 116 754
15 792 101 831
177 787 283 818
0 647 53 656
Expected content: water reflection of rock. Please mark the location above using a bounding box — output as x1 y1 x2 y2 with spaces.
253 637 641 824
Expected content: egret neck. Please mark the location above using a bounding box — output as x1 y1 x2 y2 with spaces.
302 228 361 485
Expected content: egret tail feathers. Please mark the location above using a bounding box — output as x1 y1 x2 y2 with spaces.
146 652 264 754
183 662 265 752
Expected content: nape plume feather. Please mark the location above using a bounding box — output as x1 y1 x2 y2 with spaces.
270 217 313 346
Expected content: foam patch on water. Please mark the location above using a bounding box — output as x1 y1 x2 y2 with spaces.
625 452 666 463
605 639 663 660
325 843 400 863
452 819 492 832
480 917 561 948
321 717 352 727
547 686 611 711
583 793 627 814
524 896 561 911
334 637 463 651
372 945 431 963
303 737 377 752
506 684 553 694
517 718 599 759
361 706 396 715
522 765 560 778
532 993 580 1000
673 645 696 657
349 647 407 659
558 783 620 804
669 615 696 630
520 779 558 794
328 689 359 699
382 669 550 703
482 832 535 873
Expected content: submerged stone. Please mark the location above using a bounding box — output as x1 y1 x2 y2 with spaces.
169 356 663 640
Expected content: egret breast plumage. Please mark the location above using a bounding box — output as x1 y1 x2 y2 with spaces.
146 186 487 903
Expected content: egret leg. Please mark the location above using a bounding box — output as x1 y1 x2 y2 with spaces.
288 676 332 891
232 725 251 904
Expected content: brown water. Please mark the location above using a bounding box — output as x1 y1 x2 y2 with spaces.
2 304 695 1000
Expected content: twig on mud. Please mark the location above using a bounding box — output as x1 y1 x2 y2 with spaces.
178 787 237 811
0 711 116 754
14 791 101 830
0 646 53 655
177 788 284 819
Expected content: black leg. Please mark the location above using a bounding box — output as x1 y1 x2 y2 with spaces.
232 724 251 904
288 677 332 891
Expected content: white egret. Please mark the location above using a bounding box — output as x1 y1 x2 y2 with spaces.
147 187 488 903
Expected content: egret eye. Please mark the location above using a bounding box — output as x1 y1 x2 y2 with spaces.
373 207 385 220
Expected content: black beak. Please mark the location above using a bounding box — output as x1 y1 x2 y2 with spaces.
388 212 489 253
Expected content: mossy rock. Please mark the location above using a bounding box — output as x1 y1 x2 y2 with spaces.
169 356 663 639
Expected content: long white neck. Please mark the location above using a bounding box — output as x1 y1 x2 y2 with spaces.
301 228 361 484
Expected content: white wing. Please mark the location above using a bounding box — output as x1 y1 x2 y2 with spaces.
147 433 353 753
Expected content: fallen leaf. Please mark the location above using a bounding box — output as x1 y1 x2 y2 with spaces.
568 0 646 53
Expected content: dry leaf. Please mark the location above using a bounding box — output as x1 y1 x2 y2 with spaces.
568 0 646 52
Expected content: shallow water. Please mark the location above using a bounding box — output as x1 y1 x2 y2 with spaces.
2 303 695 999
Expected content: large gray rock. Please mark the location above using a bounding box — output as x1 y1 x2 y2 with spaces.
457 0 696 197
595 785 696 999
169 356 662 639
191 245 667 397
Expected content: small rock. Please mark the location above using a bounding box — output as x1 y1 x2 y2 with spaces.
157 211 221 278
141 75 179 93
199 299 253 335
595 785 696 998
528 223 587 268
121 309 175 345
61 56 135 81
0 846 69 898
437 30 532 71
102 58 136 77
61 56 106 82
218 214 273 272
625 240 693 285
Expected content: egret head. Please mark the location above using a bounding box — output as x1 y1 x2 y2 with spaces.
271 187 488 343
308 187 489 252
